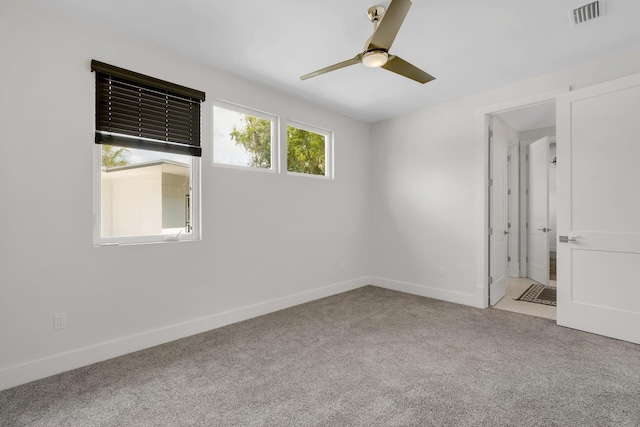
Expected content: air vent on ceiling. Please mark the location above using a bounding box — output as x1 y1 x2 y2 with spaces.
569 1 605 27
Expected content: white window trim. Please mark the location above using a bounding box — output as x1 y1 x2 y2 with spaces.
92 145 201 247
213 100 279 173
285 120 334 179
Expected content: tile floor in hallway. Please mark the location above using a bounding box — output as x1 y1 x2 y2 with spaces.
492 277 557 320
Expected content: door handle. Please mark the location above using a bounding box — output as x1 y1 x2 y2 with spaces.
537 227 549 232
559 235 577 243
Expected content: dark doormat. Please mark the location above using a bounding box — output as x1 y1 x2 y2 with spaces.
515 284 557 306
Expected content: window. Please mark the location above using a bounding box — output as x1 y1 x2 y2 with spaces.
213 103 277 170
212 102 333 178
92 60 205 245
286 122 332 177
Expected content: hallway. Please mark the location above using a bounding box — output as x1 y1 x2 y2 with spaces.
493 277 556 320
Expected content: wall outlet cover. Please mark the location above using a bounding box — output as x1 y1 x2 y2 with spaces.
54 312 68 330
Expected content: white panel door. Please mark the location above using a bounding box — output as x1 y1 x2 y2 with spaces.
508 144 520 278
489 118 508 305
527 137 550 285
557 73 640 344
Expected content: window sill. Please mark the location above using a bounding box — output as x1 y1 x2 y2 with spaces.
286 171 332 180
94 235 200 247
213 163 276 174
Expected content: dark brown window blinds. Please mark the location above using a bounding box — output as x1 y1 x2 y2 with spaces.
91 60 205 157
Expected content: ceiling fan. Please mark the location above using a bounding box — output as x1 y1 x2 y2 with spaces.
300 0 435 84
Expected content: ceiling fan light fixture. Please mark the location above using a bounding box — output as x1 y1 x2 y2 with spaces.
300 0 435 84
362 50 388 68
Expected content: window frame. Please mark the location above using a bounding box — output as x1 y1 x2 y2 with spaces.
212 100 279 173
93 146 201 246
285 120 334 179
91 61 203 247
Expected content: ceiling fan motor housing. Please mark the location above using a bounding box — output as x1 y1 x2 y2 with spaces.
367 5 386 23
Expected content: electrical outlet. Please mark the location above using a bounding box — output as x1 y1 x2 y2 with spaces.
439 267 446 277
54 312 68 330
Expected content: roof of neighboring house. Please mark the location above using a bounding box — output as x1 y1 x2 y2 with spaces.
102 160 190 178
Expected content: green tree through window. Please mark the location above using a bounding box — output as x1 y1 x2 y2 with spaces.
229 115 272 168
101 145 129 168
286 126 326 176
228 115 327 175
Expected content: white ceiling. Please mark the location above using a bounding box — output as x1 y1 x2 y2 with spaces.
30 0 640 123
498 102 556 132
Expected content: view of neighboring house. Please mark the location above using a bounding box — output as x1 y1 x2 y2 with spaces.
101 161 190 237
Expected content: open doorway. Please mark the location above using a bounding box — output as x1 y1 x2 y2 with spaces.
489 101 558 319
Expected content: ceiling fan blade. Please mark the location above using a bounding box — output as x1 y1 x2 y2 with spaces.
381 55 435 84
300 55 362 81
368 0 412 51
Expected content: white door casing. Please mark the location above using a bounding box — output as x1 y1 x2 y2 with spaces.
476 89 567 309
489 117 508 305
557 72 640 344
527 137 550 285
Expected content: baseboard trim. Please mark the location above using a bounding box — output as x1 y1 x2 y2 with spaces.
371 276 476 307
0 276 370 391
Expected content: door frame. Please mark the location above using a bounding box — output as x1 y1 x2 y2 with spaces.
475 88 568 308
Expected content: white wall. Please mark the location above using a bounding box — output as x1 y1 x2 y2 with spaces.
0 0 370 390
370 46 640 306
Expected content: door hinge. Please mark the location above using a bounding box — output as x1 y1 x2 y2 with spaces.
526 256 529 262
507 155 512 161
489 178 493 186
489 227 493 236
526 222 529 229
526 189 529 195
508 189 512 195
508 222 511 228
489 277 493 284
508 256 511 262
526 154 529 161
489 129 494 138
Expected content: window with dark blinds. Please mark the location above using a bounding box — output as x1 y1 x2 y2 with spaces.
91 60 206 157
